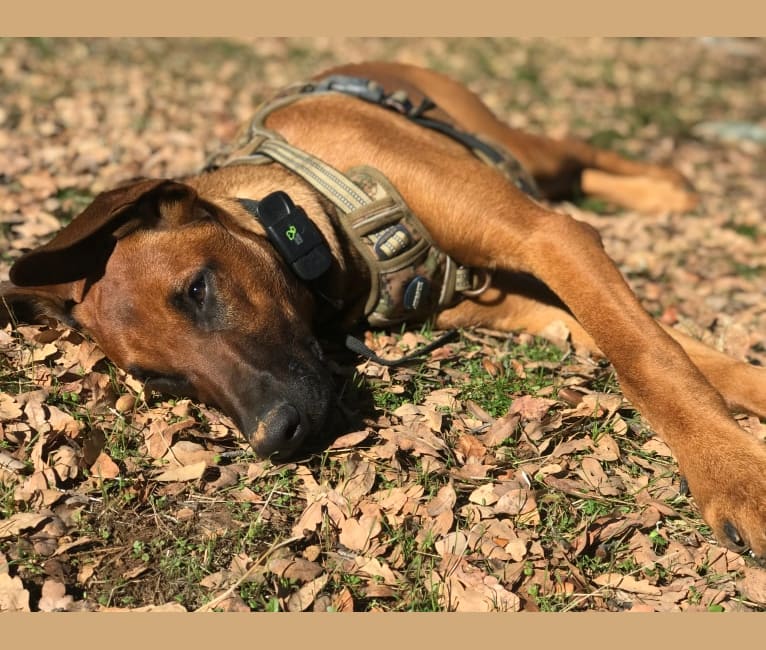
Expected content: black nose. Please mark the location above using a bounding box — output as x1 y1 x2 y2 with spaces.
247 402 306 458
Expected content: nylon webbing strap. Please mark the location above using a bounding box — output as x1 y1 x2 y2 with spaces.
249 135 371 215
344 329 459 367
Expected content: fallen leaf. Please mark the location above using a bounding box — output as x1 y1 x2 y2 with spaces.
269 558 324 583
100 602 188 612
479 412 519 447
468 483 499 506
90 452 120 479
509 395 556 421
435 531 469 559
579 456 608 489
0 452 25 473
339 513 382 553
641 438 673 458
437 560 520 612
164 440 217 467
426 483 457 516
154 461 207 482
341 457 376 502
332 587 354 612
455 434 487 463
591 433 621 462
354 557 398 585
0 513 49 540
286 574 328 612
38 579 74 612
0 394 23 421
328 430 371 449
737 566 766 604
0 574 30 612
594 573 661 595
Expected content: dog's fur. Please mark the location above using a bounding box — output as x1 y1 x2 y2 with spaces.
3 62 766 557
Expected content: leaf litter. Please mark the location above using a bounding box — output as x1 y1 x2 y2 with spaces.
1 37 766 611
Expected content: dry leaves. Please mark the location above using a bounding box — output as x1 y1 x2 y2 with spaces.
2 37 766 612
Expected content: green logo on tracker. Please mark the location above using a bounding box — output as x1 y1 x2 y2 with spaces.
286 225 297 241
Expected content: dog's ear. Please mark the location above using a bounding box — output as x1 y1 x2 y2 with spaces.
0 280 83 327
9 178 206 289
4 178 211 324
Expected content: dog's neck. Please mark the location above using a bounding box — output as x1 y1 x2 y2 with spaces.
187 164 373 328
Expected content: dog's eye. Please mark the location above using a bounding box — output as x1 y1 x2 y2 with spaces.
188 276 207 307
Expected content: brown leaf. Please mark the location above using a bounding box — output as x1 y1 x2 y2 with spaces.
494 488 538 519
51 446 80 481
0 394 23 421
90 452 120 479
437 560 520 612
332 587 354 612
154 460 207 482
0 451 25 473
0 574 31 612
479 412 519 447
641 438 673 458
468 483 499 506
164 441 217 467
435 531 469 559
100 602 188 612
579 456 608 490
339 513 382 553
378 426 447 458
455 434 487 463
269 558 324 583
328 430 371 450
341 457 376 502
737 566 766 604
292 500 324 538
509 395 556 421
285 574 328 612
426 483 457 516
593 573 661 595
354 557 398 585
591 433 620 462
0 513 49 540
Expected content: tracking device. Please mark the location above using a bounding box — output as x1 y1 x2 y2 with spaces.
239 192 333 281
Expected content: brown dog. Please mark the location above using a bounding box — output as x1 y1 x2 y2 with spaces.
2 62 766 558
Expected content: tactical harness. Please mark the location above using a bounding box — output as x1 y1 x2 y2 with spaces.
204 75 539 364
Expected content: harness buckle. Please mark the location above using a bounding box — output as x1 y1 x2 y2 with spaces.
315 75 385 104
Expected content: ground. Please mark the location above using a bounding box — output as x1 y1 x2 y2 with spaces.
1 37 766 612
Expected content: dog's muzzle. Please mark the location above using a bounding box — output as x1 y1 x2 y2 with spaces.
246 400 308 459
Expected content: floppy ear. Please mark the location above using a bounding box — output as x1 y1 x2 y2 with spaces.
9 178 205 288
3 178 207 323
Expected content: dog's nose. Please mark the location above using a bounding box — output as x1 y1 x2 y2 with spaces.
246 401 306 458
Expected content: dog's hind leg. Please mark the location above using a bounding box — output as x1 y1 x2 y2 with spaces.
355 62 698 212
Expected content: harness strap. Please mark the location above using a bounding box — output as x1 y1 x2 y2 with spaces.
344 329 459 367
207 77 502 334
301 74 541 197
257 138 371 214
223 126 373 215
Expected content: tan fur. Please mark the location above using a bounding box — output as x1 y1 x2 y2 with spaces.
3 62 765 557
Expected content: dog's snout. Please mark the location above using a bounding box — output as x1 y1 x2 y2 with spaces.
246 401 306 458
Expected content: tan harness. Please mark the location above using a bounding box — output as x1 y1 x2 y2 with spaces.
205 75 538 329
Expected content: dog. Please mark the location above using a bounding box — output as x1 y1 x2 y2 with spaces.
2 61 765 558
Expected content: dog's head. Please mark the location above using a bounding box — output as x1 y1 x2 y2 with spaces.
2 179 335 459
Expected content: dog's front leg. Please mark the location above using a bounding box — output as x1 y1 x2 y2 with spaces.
398 159 766 557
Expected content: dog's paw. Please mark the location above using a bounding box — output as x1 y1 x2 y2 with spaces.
683 435 766 557
581 169 699 214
